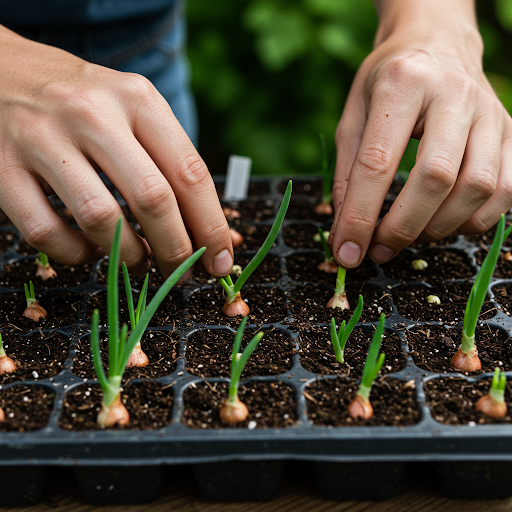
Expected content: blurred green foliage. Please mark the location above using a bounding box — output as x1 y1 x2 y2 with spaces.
187 0 512 176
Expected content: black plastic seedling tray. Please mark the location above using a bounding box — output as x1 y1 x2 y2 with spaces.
0 176 512 505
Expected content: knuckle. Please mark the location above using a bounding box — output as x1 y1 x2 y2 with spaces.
123 73 159 100
465 168 497 202
202 216 229 240
343 210 375 231
23 219 58 249
132 175 173 215
176 153 210 187
375 55 420 87
356 144 394 176
76 195 119 231
164 239 193 267
418 154 457 192
386 220 420 245
421 224 446 242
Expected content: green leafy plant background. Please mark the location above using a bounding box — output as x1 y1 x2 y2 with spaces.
187 0 512 176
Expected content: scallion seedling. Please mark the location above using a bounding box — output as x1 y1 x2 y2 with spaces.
347 313 386 420
122 265 150 368
314 133 335 216
91 217 206 428
218 180 292 317
452 214 512 372
22 281 47 321
326 266 350 310
476 368 507 418
316 228 337 273
35 252 57 281
219 316 264 423
330 295 363 363
0 333 16 375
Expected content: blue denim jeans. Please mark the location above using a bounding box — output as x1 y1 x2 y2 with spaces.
5 2 198 144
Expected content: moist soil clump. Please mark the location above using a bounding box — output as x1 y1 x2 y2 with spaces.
0 230 17 253
298 326 405 376
59 381 173 430
392 281 496 323
220 200 275 222
425 377 512 425
475 248 512 279
72 330 180 380
491 283 512 316
306 376 419 427
405 324 512 373
381 249 474 283
185 328 296 378
186 285 288 327
182 380 297 429
0 385 55 432
287 283 391 325
0 331 68 385
0 259 93 289
286 252 377 283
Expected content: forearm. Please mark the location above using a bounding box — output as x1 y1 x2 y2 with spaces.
372 0 482 66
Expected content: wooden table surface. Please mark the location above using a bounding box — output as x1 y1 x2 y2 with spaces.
1 461 512 512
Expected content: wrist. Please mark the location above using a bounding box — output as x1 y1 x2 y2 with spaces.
373 0 483 65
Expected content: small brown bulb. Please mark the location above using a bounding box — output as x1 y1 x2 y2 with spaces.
475 395 507 418
314 202 333 216
451 347 482 372
348 394 374 420
36 263 57 281
222 293 250 317
126 344 149 368
0 354 17 375
230 228 244 248
23 302 47 321
0 407 4 423
318 260 338 273
220 397 249 423
326 292 350 310
97 394 130 428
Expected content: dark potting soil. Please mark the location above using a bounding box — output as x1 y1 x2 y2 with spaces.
475 248 512 279
286 283 391 325
97 259 164 288
86 288 186 327
191 253 281 286
230 224 273 252
220 199 275 222
286 200 334 222
286 251 377 283
185 285 288 327
277 179 323 197
181 380 297 429
405 324 512 374
0 209 13 228
0 230 17 253
491 283 512 316
59 380 173 430
0 385 55 432
185 327 296 378
0 290 84 331
381 248 475 283
298 326 405 376
391 281 496 324
72 330 180 380
216 180 271 198
282 223 330 249
0 258 93 289
0 331 68 385
305 376 419 427
464 218 512 246
425 377 512 425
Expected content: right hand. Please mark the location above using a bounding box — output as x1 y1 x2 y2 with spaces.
0 26 233 280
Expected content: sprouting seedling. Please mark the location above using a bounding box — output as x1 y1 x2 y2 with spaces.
330 294 363 364
452 214 512 372
35 252 57 281
90 217 206 428
22 281 47 321
0 333 16 375
347 313 386 420
476 368 507 418
219 316 264 423
427 295 441 304
122 265 150 368
314 133 335 216
218 180 292 317
411 259 428 270
316 228 337 273
326 266 350 310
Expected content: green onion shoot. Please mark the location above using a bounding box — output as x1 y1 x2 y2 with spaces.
330 295 363 363
220 316 264 423
35 252 57 281
314 133 335 216
326 266 350 310
122 265 150 368
452 214 512 372
316 228 337 273
348 313 386 420
22 281 47 321
0 333 16 375
476 368 507 418
218 180 292 317
90 217 206 428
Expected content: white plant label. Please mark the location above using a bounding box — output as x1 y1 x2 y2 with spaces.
224 155 252 201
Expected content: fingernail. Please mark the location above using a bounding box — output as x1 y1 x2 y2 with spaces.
91 247 107 261
336 241 361 267
370 243 395 263
177 269 192 285
213 249 233 276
